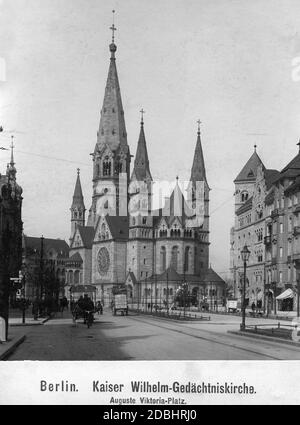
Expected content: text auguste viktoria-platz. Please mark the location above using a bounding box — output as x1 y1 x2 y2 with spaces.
40 380 256 395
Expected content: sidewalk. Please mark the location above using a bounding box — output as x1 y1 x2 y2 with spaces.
0 327 27 360
9 316 52 326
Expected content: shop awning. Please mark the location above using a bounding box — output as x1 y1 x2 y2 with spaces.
276 288 294 300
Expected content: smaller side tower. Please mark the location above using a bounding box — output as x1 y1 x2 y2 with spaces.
127 112 153 283
70 169 86 244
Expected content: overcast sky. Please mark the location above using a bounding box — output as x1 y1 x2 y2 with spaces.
1 0 300 276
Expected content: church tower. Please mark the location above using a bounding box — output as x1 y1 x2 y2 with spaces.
127 112 153 283
188 121 210 275
70 169 86 243
233 146 265 227
88 17 131 225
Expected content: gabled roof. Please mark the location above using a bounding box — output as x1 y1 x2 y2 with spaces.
68 252 83 263
126 271 138 286
148 266 182 282
234 150 265 183
106 215 129 240
281 150 300 173
264 169 280 190
76 226 95 249
23 235 69 257
272 151 300 184
201 268 225 284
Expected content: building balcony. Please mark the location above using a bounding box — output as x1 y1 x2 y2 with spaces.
264 235 272 246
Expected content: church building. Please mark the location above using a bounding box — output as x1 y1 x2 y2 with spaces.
67 24 225 308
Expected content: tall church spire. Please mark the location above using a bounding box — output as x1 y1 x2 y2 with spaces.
190 120 208 187
7 136 17 182
72 168 85 207
96 11 128 152
70 169 86 241
131 110 152 182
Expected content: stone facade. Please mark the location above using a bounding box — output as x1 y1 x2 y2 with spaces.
230 144 300 312
0 144 23 338
68 33 225 307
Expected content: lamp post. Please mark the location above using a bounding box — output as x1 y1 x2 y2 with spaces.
166 270 169 312
240 244 251 331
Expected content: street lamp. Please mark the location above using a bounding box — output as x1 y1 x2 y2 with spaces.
240 244 251 331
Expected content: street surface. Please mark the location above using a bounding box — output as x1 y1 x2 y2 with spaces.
7 309 300 360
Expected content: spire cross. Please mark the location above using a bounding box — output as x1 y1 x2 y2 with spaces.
197 119 202 134
77 168 80 176
254 144 257 152
140 108 145 124
110 10 117 43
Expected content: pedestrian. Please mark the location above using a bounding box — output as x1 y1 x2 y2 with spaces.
32 298 39 320
251 302 256 313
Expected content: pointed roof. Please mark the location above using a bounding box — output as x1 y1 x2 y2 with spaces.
126 271 138 286
234 149 265 183
275 145 300 182
106 215 129 240
148 266 182 282
131 118 152 181
96 41 128 152
68 252 83 263
23 235 69 257
190 126 208 186
71 169 85 208
77 226 95 249
201 268 225 284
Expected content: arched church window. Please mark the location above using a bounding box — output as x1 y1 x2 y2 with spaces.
103 159 111 176
160 247 166 272
184 247 190 272
171 246 179 271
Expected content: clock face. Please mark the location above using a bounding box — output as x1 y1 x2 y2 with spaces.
97 247 110 275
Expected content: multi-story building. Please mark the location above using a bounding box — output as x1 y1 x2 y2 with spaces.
67 24 225 307
231 143 300 312
22 235 69 302
0 141 23 338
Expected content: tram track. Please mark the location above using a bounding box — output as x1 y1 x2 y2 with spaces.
126 314 282 360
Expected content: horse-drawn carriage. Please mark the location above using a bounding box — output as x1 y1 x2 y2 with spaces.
69 285 97 327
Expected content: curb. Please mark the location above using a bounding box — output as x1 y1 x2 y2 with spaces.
0 335 26 360
129 310 211 322
9 316 52 327
228 330 300 347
